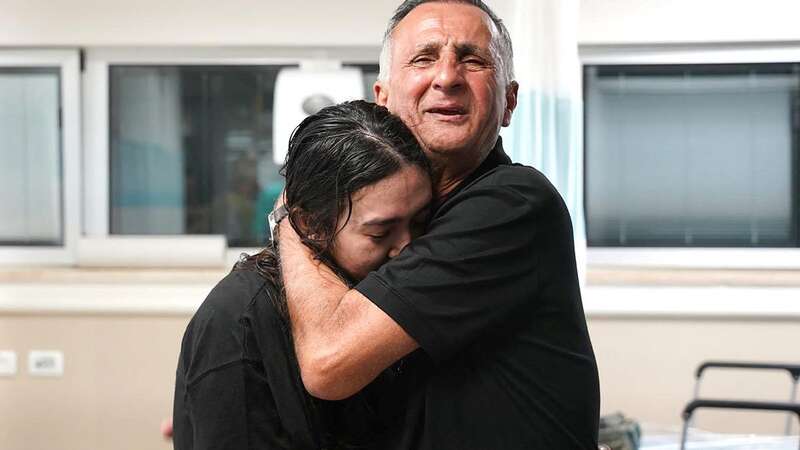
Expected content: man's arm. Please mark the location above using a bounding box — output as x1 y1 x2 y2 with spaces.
278 220 419 401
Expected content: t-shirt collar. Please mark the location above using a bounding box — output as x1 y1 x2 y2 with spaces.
434 137 510 209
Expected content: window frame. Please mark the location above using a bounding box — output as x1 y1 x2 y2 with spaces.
82 46 380 266
0 49 82 266
580 42 800 269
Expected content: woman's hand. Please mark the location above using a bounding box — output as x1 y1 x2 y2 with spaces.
160 417 173 440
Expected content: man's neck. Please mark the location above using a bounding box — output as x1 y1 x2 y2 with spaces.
429 147 490 198
435 174 468 198
431 161 480 198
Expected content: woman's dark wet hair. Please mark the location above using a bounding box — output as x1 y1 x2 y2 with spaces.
234 100 429 447
284 100 431 257
241 100 431 293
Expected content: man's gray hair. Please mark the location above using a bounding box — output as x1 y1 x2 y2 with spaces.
378 0 515 85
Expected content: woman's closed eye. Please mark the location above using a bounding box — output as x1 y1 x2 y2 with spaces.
366 231 389 242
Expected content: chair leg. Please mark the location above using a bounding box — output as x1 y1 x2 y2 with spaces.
786 377 799 435
679 412 691 450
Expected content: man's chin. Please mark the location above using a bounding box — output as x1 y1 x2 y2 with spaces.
419 137 473 158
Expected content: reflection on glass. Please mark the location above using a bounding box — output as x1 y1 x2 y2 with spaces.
110 65 294 247
0 67 62 246
585 63 800 247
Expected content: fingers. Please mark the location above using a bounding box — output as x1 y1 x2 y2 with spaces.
160 417 173 440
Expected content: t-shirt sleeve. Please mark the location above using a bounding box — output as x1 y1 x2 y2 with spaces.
355 167 569 363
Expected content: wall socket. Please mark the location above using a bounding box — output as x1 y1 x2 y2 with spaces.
28 350 64 377
0 351 17 376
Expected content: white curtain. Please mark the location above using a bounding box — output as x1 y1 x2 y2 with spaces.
0 71 61 244
501 0 586 282
112 67 184 234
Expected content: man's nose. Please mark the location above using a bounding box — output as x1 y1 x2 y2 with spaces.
432 56 464 92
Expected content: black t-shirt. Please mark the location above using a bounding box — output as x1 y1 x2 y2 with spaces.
173 264 394 450
355 139 601 449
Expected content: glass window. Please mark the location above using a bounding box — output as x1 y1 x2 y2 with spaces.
110 64 378 247
585 63 800 247
345 63 379 101
0 67 62 246
110 65 294 247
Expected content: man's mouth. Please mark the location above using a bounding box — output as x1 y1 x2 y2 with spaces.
425 106 468 121
427 106 466 115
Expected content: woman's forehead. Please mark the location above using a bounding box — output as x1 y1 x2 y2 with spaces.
347 168 432 224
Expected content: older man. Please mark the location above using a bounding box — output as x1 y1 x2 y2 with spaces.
278 1 600 448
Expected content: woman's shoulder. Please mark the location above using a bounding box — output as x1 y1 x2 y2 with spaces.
178 263 282 378
198 265 275 320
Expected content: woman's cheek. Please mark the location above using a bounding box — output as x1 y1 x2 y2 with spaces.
362 243 387 272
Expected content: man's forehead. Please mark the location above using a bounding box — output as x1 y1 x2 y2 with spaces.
393 2 495 46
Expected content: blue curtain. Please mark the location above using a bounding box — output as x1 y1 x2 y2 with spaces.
501 0 586 282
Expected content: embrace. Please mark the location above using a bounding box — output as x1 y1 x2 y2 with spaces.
172 1 600 449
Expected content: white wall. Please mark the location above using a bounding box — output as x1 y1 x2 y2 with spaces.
4 0 800 48
589 317 800 434
577 0 800 437
0 0 519 48
579 0 800 44
0 0 400 47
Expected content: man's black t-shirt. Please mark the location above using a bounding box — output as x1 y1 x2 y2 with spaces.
173 265 393 450
355 139 601 449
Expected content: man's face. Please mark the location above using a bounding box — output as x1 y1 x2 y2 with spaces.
374 2 517 160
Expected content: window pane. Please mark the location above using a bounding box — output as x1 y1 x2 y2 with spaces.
0 68 62 246
585 64 800 247
345 63 379 101
110 65 295 247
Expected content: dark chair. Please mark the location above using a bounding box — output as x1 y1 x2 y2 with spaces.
679 361 800 450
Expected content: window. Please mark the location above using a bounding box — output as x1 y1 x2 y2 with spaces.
109 65 293 247
0 48 378 267
0 67 62 245
0 50 80 265
101 58 379 249
585 63 800 248
345 63 380 101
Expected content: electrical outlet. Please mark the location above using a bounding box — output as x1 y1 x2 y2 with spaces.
0 351 17 376
28 350 64 377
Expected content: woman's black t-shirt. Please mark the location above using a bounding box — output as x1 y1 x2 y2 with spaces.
172 264 395 450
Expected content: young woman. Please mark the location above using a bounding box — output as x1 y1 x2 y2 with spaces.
172 100 432 450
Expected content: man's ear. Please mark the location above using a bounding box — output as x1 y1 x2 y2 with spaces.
502 81 519 127
288 208 310 235
290 208 329 242
374 80 389 107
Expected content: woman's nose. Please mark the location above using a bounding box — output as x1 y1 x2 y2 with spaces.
388 230 413 259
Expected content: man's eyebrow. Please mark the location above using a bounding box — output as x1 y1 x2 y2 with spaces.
455 43 489 59
412 41 442 54
410 42 490 61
